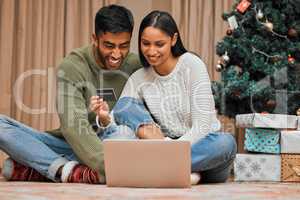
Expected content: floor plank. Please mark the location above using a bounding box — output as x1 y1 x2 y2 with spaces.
1 176 300 200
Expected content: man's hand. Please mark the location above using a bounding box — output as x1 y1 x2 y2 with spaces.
90 96 111 126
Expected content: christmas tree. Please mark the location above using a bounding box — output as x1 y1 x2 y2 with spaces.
213 0 300 118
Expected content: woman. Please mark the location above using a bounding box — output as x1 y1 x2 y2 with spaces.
92 10 236 184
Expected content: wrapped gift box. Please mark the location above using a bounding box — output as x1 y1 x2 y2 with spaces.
281 154 300 182
244 128 280 154
234 154 281 182
236 113 298 129
281 131 300 153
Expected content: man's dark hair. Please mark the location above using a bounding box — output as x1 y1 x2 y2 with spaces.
138 10 187 67
95 5 134 36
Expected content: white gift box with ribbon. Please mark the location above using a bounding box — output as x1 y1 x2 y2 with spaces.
236 113 298 129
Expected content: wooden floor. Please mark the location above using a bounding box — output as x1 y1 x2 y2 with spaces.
1 175 300 200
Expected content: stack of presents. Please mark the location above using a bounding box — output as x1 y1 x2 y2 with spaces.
234 113 300 182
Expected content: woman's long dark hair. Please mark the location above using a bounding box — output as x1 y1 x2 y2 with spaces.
138 10 187 67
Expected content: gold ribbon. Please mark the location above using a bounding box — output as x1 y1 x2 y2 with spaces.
292 165 300 176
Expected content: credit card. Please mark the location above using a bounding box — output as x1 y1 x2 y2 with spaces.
96 88 117 101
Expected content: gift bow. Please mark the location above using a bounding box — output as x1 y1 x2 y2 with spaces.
292 165 300 176
283 163 300 181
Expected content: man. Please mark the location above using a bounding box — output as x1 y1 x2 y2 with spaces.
0 4 159 184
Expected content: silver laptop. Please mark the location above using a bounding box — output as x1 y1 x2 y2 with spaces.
103 140 191 188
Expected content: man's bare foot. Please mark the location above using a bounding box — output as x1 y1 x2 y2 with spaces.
191 172 201 185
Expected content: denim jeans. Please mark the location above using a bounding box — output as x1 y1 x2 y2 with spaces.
113 97 155 132
113 97 237 183
191 133 237 183
0 114 135 182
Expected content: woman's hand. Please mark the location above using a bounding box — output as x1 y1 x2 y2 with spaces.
137 124 165 139
90 96 111 126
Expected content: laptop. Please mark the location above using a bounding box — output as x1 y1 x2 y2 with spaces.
103 140 191 188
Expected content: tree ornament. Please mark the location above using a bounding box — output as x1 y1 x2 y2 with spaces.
222 51 230 63
257 9 264 20
236 0 251 14
228 16 238 30
226 29 233 36
232 29 241 38
216 62 225 72
271 56 281 63
288 28 298 38
264 21 273 31
232 90 241 97
297 108 300 116
266 99 276 110
234 65 243 75
288 55 295 64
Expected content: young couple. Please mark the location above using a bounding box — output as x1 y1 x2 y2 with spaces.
0 5 236 185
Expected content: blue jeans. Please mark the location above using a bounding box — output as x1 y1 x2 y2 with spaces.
191 133 236 183
113 97 237 183
0 114 136 182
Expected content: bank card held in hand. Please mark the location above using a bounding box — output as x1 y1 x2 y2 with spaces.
96 88 117 101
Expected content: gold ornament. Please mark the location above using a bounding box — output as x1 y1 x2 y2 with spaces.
216 63 224 72
264 21 273 31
